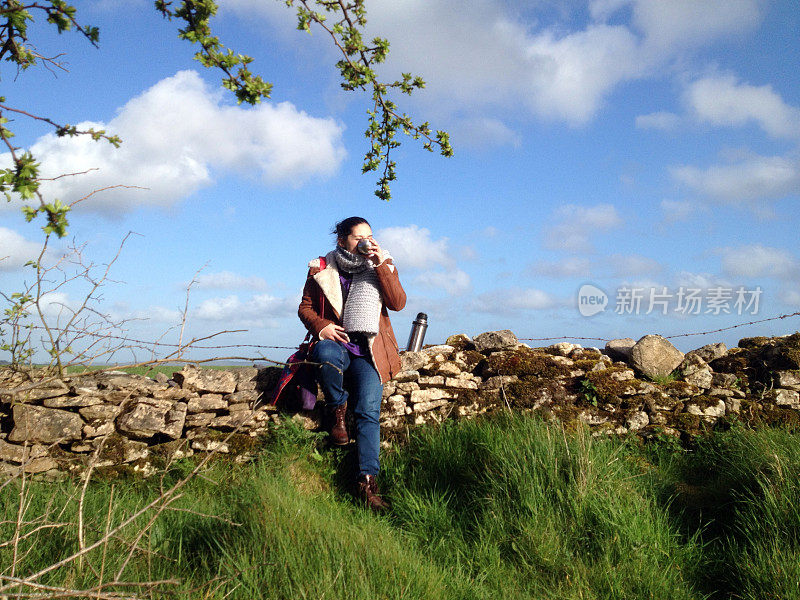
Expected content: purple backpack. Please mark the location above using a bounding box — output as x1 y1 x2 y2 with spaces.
272 257 327 411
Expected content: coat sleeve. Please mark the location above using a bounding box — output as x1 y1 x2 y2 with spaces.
298 271 333 336
375 260 407 312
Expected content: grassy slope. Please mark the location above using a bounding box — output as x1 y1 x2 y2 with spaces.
2 415 799 599
63 364 248 377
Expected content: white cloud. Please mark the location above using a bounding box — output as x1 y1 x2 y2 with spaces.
451 117 522 149
1 71 346 213
378 0 761 125
522 24 644 124
132 306 183 324
90 0 149 10
192 271 268 291
779 289 800 305
544 204 623 252
718 245 800 279
627 278 667 290
414 269 471 295
459 246 478 261
674 271 732 291
369 1 579 115
193 293 298 327
471 287 558 315
671 154 800 205
529 254 661 279
660 199 696 223
686 75 800 139
530 257 592 278
0 227 42 271
376 225 454 269
624 0 762 51
376 224 470 296
636 111 681 131
226 0 765 130
506 289 559 311
236 0 644 124
224 0 295 28
36 292 72 320
606 254 663 278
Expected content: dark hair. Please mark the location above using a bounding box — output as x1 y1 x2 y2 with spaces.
332 216 370 242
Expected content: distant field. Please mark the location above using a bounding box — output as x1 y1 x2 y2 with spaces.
64 364 259 377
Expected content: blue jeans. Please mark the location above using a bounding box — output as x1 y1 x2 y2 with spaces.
310 339 383 476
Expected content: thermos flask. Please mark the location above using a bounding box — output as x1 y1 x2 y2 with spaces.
406 313 428 352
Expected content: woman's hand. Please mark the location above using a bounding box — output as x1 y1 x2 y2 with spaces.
365 239 386 265
319 323 350 343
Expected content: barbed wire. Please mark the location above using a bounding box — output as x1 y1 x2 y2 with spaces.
14 310 800 355
518 310 800 345
664 310 800 339
22 326 300 351
517 336 611 343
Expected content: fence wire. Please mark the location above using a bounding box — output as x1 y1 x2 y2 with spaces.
14 310 800 355
518 310 800 345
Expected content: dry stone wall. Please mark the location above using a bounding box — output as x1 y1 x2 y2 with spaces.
2 330 800 477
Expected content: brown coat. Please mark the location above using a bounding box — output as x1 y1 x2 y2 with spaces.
297 251 407 383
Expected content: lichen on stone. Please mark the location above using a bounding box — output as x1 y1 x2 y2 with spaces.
573 358 603 372
584 367 646 404
486 348 573 379
506 377 570 409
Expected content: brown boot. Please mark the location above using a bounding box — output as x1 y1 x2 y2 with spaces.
327 402 349 446
357 474 390 512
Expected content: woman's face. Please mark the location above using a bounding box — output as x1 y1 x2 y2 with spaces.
339 222 373 253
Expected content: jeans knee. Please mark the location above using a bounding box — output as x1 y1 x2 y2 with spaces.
353 391 381 422
312 339 345 367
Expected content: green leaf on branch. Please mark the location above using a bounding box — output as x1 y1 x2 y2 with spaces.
41 199 71 237
158 0 453 200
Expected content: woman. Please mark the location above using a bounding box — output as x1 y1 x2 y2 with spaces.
298 216 406 510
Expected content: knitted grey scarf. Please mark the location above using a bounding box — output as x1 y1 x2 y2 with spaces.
334 247 382 335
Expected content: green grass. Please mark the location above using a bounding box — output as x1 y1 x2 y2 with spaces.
647 371 680 385
644 426 800 599
2 415 799 599
63 364 252 377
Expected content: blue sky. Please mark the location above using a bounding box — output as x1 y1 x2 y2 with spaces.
2 0 799 364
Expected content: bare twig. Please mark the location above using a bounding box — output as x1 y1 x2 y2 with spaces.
0 102 119 146
177 263 209 359
0 412 266 595
70 185 148 207
0 574 180 599
78 438 108 576
162 505 242 527
500 381 512 412
0 522 71 549
98 482 115 599
113 493 184 582
10 462 28 580
20 325 298 351
37 168 100 181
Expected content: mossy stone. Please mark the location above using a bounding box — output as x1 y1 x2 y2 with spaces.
459 350 486 371
506 377 570 409
573 359 602 371
738 336 772 349
486 348 572 379
445 334 474 351
584 367 645 404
